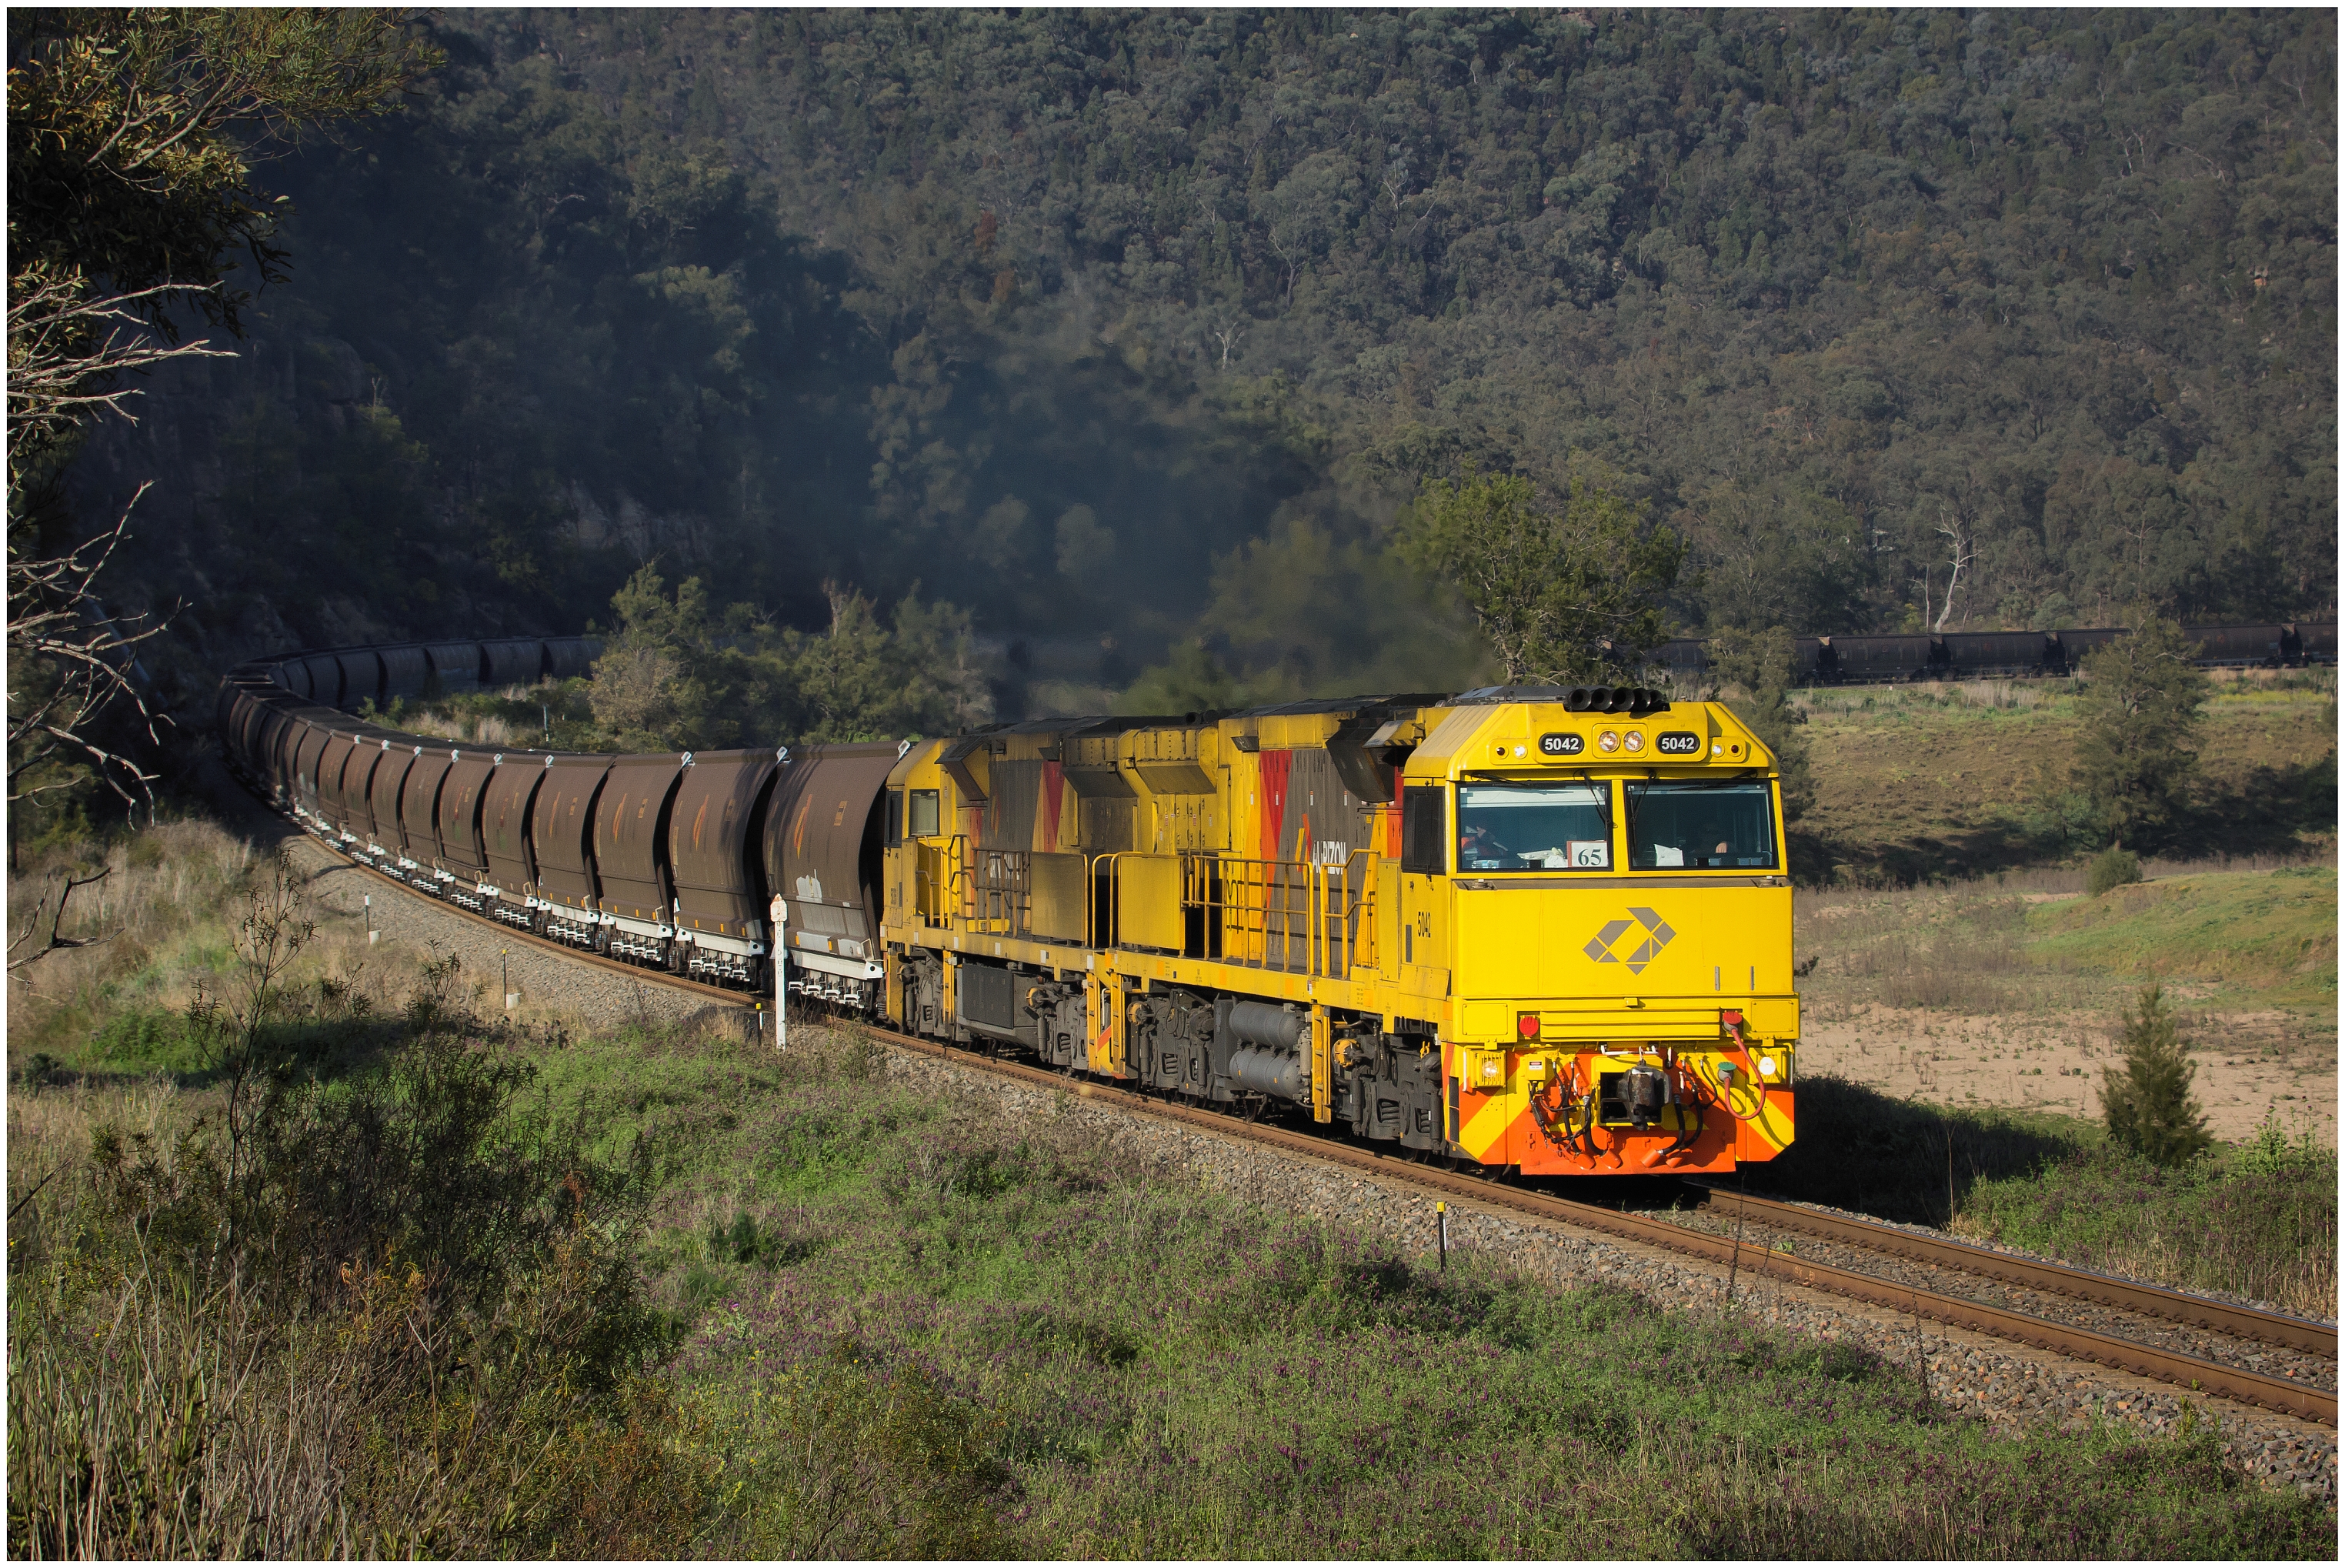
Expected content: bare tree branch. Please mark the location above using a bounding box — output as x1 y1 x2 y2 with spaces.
8 275 224 817
7 866 114 970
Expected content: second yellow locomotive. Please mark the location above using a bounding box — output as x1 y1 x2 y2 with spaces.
879 685 1795 1177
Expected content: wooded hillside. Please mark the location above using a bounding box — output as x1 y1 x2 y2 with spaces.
76 8 2336 711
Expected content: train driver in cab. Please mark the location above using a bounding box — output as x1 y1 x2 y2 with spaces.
1459 820 1509 869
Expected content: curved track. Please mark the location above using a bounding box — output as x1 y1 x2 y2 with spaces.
271 794 2337 1428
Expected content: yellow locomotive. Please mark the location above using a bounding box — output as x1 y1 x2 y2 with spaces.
879 684 1793 1176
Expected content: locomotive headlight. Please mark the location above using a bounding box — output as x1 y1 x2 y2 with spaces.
1759 1055 1780 1079
1598 731 1621 753
1623 732 1645 754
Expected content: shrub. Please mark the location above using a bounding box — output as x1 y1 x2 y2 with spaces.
702 1338 1014 1560
2101 980 2212 1167
2085 844 2143 896
8 974 695 1558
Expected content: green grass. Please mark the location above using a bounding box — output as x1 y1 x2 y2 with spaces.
532 1024 2330 1556
2028 866 2338 1013
1798 861 2339 1036
1956 1124 2337 1318
1765 1074 2337 1318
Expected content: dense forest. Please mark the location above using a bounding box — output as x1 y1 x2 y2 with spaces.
72 8 2337 720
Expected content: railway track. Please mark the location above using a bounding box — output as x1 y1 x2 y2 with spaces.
279 800 2339 1430
1675 1184 2337 1357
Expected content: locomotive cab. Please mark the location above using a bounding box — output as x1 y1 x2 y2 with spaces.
1409 694 1795 1176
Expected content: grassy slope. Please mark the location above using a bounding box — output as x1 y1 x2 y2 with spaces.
1764 1074 2336 1318
535 1026 2327 1558
1794 672 2337 884
1800 862 2339 1024
2030 866 2338 1014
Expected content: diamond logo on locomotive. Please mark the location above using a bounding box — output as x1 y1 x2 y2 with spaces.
1582 906 1676 973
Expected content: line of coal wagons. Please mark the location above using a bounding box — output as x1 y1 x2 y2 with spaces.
216 637 892 1000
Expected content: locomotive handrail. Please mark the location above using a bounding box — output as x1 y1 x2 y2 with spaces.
912 834 970 928
1178 849 1378 979
1089 849 1140 952
967 842 1029 936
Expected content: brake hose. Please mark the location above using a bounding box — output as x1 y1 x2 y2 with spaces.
1526 1073 1571 1151
1694 1023 1768 1123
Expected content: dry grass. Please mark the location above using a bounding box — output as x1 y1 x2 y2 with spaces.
363 682 589 749
8 1253 358 1557
1796 851 2337 1023
6 819 441 1075
1793 677 2063 720
1792 666 2336 886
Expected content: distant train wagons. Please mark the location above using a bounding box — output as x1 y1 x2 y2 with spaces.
1650 622 2336 684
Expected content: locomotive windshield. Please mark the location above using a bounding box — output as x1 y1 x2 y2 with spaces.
1626 781 1777 870
1456 782 1612 872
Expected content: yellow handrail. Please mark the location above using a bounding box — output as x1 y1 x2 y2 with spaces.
1176 850 1376 979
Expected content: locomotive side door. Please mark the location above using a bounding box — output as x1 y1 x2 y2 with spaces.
1396 781 1450 1001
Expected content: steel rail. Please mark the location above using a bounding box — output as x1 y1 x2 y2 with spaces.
1682 1184 2337 1357
267 796 2337 1427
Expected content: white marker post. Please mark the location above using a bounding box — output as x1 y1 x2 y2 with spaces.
365 894 376 945
770 893 786 1051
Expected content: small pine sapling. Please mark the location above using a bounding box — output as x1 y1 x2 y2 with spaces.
2100 979 2213 1166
